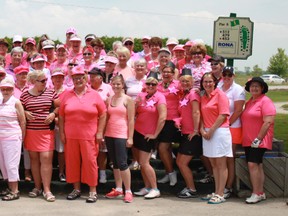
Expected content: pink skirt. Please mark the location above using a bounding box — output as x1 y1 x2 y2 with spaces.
25 129 55 152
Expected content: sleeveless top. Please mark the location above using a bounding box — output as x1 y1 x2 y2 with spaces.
105 96 128 139
0 96 22 140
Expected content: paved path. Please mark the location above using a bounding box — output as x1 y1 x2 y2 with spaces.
1 195 288 216
274 102 288 114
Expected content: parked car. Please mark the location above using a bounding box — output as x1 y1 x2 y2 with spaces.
260 74 285 84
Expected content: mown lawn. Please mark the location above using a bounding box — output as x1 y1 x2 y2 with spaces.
274 114 288 152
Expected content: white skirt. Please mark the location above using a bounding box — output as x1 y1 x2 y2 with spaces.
202 127 233 158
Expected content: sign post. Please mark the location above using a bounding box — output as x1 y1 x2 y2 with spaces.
213 13 254 66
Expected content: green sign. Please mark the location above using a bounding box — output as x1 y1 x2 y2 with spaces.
213 17 254 59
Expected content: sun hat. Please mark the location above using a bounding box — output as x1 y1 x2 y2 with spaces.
13 35 23 43
69 34 81 42
122 37 134 45
0 77 15 88
88 67 104 78
166 37 179 46
245 77 268 94
104 56 119 64
158 47 171 55
222 66 234 75
71 65 85 76
0 38 9 47
25 37 36 45
42 40 55 49
66 27 77 35
14 65 29 75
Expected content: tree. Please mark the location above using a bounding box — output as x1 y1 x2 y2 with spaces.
251 65 263 77
267 48 288 76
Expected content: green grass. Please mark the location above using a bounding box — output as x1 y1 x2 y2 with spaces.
274 114 288 152
265 90 288 102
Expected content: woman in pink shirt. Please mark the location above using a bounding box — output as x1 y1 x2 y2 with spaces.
241 77 276 204
133 72 166 199
145 37 162 71
115 47 135 81
175 68 201 199
49 44 68 73
157 62 181 187
104 75 135 203
200 72 232 204
0 78 25 201
59 65 107 203
81 46 97 73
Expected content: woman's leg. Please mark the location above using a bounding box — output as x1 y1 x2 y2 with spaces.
214 157 228 196
248 162 264 193
39 151 54 193
176 153 195 190
138 150 157 189
158 142 174 173
226 144 236 189
29 151 42 190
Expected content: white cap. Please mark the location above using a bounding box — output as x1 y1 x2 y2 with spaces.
13 35 23 43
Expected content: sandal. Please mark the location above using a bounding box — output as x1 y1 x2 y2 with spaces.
201 193 215 201
43 192 56 202
208 194 226 204
29 188 43 198
2 191 20 201
86 192 97 203
0 188 11 197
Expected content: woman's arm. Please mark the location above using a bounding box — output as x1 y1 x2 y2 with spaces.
203 114 228 140
126 96 135 147
257 115 275 140
145 104 167 140
58 115 66 144
188 100 200 141
15 101 26 140
96 112 107 144
229 100 245 126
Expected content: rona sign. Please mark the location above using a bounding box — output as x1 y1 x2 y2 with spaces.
213 17 254 59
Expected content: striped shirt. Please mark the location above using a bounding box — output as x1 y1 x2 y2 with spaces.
0 96 22 140
20 88 58 130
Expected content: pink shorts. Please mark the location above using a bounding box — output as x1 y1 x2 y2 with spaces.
230 127 242 144
25 129 55 152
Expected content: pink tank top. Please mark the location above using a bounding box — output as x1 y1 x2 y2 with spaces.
105 96 128 139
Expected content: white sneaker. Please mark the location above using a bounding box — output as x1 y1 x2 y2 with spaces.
169 171 177 186
157 174 169 184
134 188 150 196
144 189 160 199
128 161 140 170
99 173 107 184
150 150 157 159
246 193 265 204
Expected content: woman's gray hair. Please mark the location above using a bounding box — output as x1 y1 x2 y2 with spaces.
134 58 147 67
11 47 24 56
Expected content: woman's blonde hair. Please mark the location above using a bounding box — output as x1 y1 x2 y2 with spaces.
27 70 46 83
116 46 131 59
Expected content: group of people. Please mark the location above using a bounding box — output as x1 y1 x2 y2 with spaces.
0 28 277 205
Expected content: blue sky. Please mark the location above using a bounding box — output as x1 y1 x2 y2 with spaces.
0 0 288 71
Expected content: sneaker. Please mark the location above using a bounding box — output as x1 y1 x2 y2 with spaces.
134 188 150 196
99 173 107 184
177 188 198 198
124 192 133 203
86 192 98 203
59 173 66 182
67 189 81 200
197 174 214 184
144 189 161 199
208 194 226 204
150 150 157 160
246 193 265 204
105 188 124 199
224 188 232 199
128 161 140 170
169 171 177 186
29 188 43 198
157 174 169 184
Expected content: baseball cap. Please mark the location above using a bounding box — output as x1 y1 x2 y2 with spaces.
42 40 55 49
13 35 23 43
25 37 36 45
14 65 29 75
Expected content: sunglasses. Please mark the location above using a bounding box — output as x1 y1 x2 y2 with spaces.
146 83 157 86
211 63 219 66
83 53 92 56
72 76 85 81
36 78 48 83
191 51 202 55
222 73 233 77
124 42 133 46
141 41 148 45
68 64 78 67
